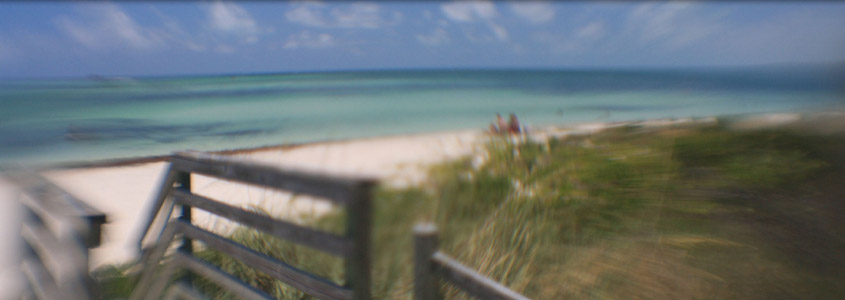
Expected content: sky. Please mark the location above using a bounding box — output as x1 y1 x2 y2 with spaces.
0 1 844 78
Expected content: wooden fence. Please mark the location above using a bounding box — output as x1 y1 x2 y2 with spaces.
414 223 530 300
4 151 530 300
5 170 106 300
131 151 376 300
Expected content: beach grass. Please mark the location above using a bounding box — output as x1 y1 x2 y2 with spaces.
94 121 845 299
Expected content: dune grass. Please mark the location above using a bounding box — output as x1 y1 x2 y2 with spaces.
95 122 845 299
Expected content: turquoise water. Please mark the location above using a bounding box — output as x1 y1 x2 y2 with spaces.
1 69 843 165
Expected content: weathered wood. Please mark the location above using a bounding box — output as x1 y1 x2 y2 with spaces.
9 171 106 248
130 223 180 300
414 223 440 300
6 169 100 299
132 151 376 300
21 258 59 300
137 165 177 250
170 151 376 204
6 170 106 221
172 252 275 300
21 225 91 300
346 185 373 300
170 188 352 256
177 220 353 300
19 195 86 247
175 171 194 287
431 252 530 300
163 282 208 300
21 221 89 294
144 258 180 300
146 198 177 254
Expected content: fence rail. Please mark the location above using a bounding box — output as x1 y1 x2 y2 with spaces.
5 169 106 300
414 223 530 300
4 151 534 300
131 151 376 300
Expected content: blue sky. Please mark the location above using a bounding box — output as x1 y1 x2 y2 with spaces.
0 1 843 78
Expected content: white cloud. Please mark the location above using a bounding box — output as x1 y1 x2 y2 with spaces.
416 28 449 47
625 2 724 50
55 5 163 50
285 2 326 27
509 1 555 24
148 6 207 52
439 1 510 43
441 0 497 23
576 21 605 39
208 1 258 42
53 3 264 54
489 23 509 41
533 21 604 55
283 31 336 49
285 2 400 29
334 3 383 28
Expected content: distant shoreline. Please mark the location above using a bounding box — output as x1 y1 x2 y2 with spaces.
24 107 845 171
42 128 484 170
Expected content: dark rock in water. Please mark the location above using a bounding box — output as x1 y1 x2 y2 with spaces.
573 104 672 112
65 126 100 141
211 128 274 138
62 118 262 144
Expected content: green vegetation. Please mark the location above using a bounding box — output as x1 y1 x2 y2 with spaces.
95 123 845 299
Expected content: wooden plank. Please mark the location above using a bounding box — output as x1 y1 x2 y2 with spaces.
345 186 372 300
163 283 208 300
170 188 352 256
143 259 180 300
9 171 105 248
175 172 194 286
21 258 59 300
431 252 530 300
172 252 275 300
137 165 177 250
170 151 376 204
130 223 181 300
21 236 90 300
176 220 353 300
21 222 88 291
413 223 440 300
6 170 106 220
19 195 87 247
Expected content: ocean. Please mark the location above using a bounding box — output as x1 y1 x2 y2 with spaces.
1 68 843 166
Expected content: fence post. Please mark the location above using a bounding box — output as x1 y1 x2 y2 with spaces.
347 184 373 300
414 222 439 300
175 171 192 285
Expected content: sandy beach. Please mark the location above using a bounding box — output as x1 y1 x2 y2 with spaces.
34 129 485 268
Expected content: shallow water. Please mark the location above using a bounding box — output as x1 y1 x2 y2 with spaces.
1 68 843 165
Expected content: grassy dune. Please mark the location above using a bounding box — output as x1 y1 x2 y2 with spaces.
96 121 845 299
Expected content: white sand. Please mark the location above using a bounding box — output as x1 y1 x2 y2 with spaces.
34 129 485 268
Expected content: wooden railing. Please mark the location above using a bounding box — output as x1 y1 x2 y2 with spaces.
413 223 530 300
5 170 106 300
132 151 376 300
